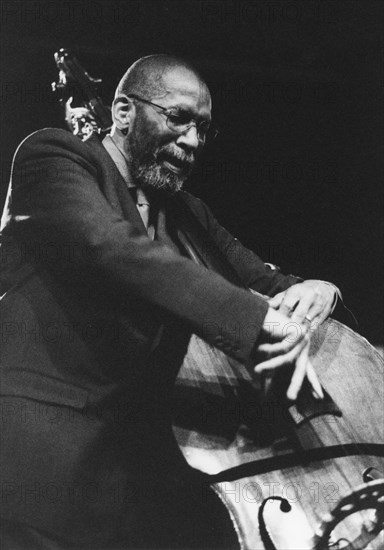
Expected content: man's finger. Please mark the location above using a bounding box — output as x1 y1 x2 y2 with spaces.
306 362 324 399
268 292 284 309
254 334 308 373
286 339 311 400
302 301 330 330
278 291 300 317
291 292 316 324
257 323 307 354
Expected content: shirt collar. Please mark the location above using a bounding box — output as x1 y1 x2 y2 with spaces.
102 134 152 207
102 134 135 188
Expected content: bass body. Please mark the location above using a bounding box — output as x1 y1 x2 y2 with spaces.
173 319 384 549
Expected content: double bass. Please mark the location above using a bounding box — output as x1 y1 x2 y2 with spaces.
173 318 384 549
53 49 384 549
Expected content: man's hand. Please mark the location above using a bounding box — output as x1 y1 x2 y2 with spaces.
267 280 337 329
254 307 324 401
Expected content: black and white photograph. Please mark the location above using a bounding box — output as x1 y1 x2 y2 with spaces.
0 1 383 548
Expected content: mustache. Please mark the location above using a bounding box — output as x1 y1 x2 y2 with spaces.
156 145 195 167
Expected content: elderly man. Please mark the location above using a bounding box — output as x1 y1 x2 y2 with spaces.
0 54 337 548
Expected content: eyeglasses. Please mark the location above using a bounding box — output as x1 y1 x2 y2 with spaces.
126 94 218 144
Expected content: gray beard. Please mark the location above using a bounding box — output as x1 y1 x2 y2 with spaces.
126 130 193 194
130 156 185 194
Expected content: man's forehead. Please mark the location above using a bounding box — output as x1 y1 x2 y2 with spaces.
153 67 211 109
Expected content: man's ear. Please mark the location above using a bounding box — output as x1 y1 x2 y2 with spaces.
111 94 135 135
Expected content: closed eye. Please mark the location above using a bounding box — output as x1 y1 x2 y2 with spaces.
168 110 211 129
167 111 193 126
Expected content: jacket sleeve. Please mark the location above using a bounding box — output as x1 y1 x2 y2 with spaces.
182 193 302 296
1 128 269 365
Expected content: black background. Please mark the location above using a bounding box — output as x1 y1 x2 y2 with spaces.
1 0 383 344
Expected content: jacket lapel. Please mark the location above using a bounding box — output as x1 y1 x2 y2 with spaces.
167 193 247 289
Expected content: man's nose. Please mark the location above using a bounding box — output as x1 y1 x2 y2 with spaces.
175 124 200 150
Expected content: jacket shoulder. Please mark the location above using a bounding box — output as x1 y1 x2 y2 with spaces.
17 127 84 149
14 128 103 167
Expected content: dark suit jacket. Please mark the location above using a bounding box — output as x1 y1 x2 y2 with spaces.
0 129 299 547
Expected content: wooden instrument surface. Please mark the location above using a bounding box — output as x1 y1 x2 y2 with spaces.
172 319 384 549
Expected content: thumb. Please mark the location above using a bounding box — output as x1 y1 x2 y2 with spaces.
268 292 284 310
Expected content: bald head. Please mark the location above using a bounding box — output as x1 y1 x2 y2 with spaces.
115 54 210 102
